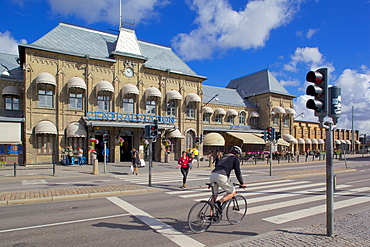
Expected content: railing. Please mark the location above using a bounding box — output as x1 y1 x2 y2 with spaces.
0 162 56 177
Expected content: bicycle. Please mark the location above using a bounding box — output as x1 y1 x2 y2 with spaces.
187 182 247 233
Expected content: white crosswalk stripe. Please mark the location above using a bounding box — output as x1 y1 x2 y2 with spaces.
165 179 370 225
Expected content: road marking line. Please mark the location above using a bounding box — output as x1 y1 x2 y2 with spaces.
22 180 47 185
346 178 370 184
107 197 204 247
0 214 130 233
263 187 370 224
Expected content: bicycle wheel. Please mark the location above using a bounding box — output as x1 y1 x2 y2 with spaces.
188 201 214 233
226 195 247 225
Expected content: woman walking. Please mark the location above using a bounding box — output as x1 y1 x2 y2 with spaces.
178 151 193 188
131 151 140 175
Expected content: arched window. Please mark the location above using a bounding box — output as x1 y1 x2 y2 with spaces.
239 111 246 125
185 130 196 150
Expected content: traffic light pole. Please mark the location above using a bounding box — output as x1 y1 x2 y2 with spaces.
148 139 153 186
103 142 107 173
269 141 273 176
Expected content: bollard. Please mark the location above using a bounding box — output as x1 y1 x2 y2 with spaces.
13 163 16 177
92 159 99 175
53 161 56 176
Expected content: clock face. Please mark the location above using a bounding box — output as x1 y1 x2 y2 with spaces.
125 67 134 77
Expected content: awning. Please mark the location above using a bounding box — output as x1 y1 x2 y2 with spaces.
250 111 260 117
334 140 341 144
0 122 22 144
203 133 225 146
166 129 184 139
304 138 312 144
96 80 114 94
277 139 290 146
318 139 325 144
226 132 265 145
340 140 346 144
121 84 139 95
166 90 182 102
2 86 21 96
345 140 351 145
35 121 57 134
66 122 87 137
226 109 238 116
36 72 56 86
311 138 318 144
283 134 298 143
355 140 361 144
202 107 214 114
145 87 162 99
285 108 296 115
185 93 201 105
298 138 305 144
273 106 286 114
68 77 86 90
214 108 226 115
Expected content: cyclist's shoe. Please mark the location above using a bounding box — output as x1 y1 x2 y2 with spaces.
214 201 223 212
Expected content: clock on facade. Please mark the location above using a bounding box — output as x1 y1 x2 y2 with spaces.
124 67 134 77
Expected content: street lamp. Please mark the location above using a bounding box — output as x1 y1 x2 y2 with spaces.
1 63 22 87
294 112 304 120
204 94 219 106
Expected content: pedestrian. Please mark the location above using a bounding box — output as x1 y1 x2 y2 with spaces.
102 148 109 162
131 150 140 175
65 146 73 165
178 151 193 188
77 147 84 167
212 152 222 167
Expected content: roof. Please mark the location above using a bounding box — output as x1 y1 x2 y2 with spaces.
0 52 23 82
202 84 257 108
24 22 203 78
227 69 295 98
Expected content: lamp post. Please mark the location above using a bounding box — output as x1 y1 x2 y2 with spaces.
204 94 219 106
294 112 304 120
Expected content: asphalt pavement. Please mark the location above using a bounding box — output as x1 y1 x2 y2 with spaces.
0 155 369 246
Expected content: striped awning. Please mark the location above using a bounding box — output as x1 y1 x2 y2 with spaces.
345 140 351 145
334 140 341 144
277 139 290 146
250 111 260 117
203 132 225 146
226 132 265 145
185 93 201 105
166 129 184 139
305 138 312 144
66 122 87 137
2 85 21 96
36 72 56 86
35 121 57 134
273 106 286 114
96 80 114 94
68 77 86 90
318 139 325 144
283 134 298 143
145 87 162 99
311 138 318 144
297 138 305 144
285 108 296 115
355 140 361 144
121 84 139 95
166 90 182 102
202 107 214 114
226 109 238 116
214 108 226 115
340 140 346 144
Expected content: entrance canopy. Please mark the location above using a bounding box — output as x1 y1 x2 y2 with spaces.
226 132 265 145
203 133 225 146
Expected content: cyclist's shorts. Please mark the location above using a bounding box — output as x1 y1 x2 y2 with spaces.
210 172 235 194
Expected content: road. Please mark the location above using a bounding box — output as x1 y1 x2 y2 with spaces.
0 156 369 246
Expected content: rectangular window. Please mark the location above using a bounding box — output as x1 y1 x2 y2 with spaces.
239 112 245 125
123 97 134 113
186 102 195 119
37 135 53 154
38 84 54 108
69 90 83 110
215 114 223 124
227 115 234 124
167 101 176 117
283 117 289 127
4 96 19 110
203 114 210 123
273 116 279 126
97 92 110 111
146 100 156 114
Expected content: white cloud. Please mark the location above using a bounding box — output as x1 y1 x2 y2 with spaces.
294 66 370 133
306 28 318 39
280 78 300 87
0 31 27 55
172 0 301 61
47 0 166 25
283 47 331 72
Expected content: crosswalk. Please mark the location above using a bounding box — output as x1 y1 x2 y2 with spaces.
166 179 370 224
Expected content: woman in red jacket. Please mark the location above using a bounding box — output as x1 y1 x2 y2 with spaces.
178 151 193 188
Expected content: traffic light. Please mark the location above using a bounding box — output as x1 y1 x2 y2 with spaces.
262 131 267 141
266 127 274 141
195 137 200 144
150 125 158 138
103 134 108 143
200 134 204 144
306 68 328 117
275 131 281 141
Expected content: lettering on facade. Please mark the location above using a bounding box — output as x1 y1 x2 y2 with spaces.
229 125 251 130
86 111 175 124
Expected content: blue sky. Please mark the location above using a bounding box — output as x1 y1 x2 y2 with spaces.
1 0 369 133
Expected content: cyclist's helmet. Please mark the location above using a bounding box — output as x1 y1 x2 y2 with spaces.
230 145 242 154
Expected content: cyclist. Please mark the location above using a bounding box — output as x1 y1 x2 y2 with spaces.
210 146 246 211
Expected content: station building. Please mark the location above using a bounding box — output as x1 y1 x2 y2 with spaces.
0 22 361 165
